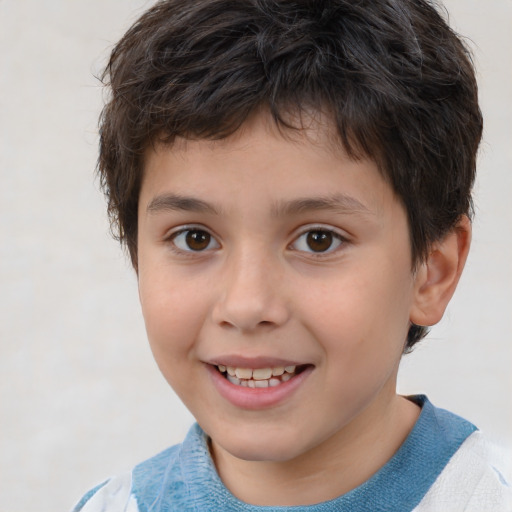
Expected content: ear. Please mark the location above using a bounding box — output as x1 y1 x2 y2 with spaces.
410 215 472 327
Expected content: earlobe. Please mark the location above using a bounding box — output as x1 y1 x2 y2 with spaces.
410 216 472 327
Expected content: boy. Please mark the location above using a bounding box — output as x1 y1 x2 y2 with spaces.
74 0 511 510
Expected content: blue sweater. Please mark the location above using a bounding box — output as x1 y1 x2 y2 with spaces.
73 396 511 511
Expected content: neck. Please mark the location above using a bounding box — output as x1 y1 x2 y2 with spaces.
210 393 420 507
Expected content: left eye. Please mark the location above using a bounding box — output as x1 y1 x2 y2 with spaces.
171 228 220 252
291 229 344 254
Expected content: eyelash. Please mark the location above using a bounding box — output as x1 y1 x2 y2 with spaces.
166 226 220 255
164 225 348 257
289 226 347 257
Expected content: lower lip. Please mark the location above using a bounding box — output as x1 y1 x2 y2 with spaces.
206 364 313 410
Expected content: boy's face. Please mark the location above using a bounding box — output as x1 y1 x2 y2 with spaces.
137 113 420 463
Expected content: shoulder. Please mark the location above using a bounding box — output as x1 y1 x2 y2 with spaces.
71 444 181 512
71 472 139 512
414 431 512 511
71 423 212 512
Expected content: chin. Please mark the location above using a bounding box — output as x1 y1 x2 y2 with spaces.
209 423 310 463
224 440 298 462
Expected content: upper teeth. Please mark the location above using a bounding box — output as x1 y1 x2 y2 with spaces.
218 365 296 380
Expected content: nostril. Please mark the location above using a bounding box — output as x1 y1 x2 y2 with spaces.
218 319 274 330
212 291 290 332
219 320 236 329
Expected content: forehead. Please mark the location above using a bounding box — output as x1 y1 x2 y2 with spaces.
144 108 365 174
139 112 396 221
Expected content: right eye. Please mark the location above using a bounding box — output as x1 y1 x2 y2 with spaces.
290 228 345 255
170 228 220 252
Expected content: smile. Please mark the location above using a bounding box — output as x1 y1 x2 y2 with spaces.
208 361 314 409
216 365 303 388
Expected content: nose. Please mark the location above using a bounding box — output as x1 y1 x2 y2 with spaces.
211 249 290 332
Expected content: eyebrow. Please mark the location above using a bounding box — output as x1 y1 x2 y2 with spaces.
271 194 374 217
146 194 220 215
146 193 373 217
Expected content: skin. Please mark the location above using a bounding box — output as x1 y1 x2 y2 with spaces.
136 112 470 506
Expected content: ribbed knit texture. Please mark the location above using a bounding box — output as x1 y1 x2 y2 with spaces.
130 396 476 511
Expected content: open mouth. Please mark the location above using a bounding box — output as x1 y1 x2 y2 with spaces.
215 364 308 388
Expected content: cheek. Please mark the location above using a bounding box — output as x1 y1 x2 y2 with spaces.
298 267 411 369
138 269 208 367
138 278 212 407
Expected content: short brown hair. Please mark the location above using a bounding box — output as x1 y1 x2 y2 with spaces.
98 0 482 350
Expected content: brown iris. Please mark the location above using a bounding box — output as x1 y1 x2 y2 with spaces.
185 230 211 251
306 230 334 252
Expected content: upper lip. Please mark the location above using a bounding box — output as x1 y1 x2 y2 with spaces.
206 355 307 369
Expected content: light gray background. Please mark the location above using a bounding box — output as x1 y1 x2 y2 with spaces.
0 1 510 511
